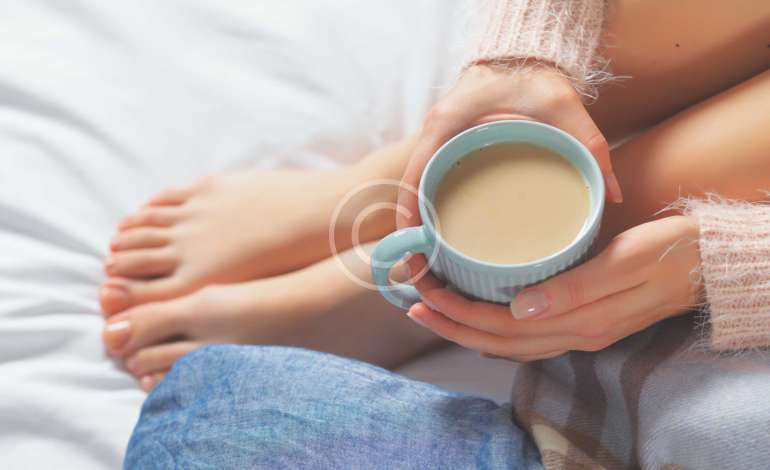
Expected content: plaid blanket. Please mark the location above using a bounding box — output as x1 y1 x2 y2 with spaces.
510 315 770 469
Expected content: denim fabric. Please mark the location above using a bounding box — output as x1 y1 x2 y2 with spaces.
125 345 542 470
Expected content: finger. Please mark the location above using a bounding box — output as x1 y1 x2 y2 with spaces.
510 234 651 320
397 130 457 229
407 255 443 294
558 281 668 351
546 102 622 203
484 349 567 362
575 279 693 352
421 287 520 334
421 287 593 346
407 303 581 357
421 285 628 339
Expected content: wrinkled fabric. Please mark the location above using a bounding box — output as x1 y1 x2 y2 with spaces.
126 345 542 469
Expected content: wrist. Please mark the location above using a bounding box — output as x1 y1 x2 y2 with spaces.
463 62 580 104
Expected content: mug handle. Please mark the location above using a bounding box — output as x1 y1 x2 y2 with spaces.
371 226 432 309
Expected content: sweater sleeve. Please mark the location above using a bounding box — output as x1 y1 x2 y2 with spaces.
686 199 770 351
462 0 607 94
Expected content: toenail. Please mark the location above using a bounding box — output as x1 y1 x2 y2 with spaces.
125 356 139 373
100 284 130 308
140 375 154 392
118 217 132 229
104 256 116 274
110 236 121 250
104 320 131 352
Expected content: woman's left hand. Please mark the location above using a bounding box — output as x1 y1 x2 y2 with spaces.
408 216 703 361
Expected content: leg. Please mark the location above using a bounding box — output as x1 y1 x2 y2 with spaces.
590 0 770 142
103 241 441 390
601 69 770 241
124 345 542 470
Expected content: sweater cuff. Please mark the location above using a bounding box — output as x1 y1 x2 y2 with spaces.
686 199 770 351
462 0 607 93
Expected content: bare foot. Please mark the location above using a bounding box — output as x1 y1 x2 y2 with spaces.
103 247 438 392
100 168 358 315
99 139 414 316
103 278 313 391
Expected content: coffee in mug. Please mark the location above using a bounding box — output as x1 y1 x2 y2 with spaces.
433 142 590 264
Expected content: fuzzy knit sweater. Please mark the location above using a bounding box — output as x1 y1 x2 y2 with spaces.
464 2 770 469
464 0 770 352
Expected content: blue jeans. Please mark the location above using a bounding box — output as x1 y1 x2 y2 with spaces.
125 345 542 469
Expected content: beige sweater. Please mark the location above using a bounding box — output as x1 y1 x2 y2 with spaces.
464 0 770 352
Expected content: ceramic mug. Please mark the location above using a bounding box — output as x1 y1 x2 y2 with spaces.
371 120 605 309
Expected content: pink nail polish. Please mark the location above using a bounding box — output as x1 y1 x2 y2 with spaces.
511 289 549 319
103 319 131 351
100 284 131 312
407 310 428 328
125 356 138 373
607 174 623 203
423 298 440 312
139 375 153 392
104 256 116 274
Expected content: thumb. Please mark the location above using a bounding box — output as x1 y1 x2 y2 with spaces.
549 104 623 203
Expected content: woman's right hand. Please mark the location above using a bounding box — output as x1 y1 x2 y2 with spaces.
398 63 621 232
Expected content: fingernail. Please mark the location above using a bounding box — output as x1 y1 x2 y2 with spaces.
103 319 131 352
125 356 139 373
139 375 154 392
607 174 623 203
100 285 130 312
511 289 549 319
407 309 428 328
423 297 440 312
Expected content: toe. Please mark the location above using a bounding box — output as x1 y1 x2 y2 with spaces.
104 248 178 278
100 277 188 315
145 185 196 207
110 228 171 252
125 341 200 377
118 207 183 231
102 296 192 357
139 372 167 392
100 281 133 315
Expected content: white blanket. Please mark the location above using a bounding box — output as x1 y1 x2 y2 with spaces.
0 2 517 468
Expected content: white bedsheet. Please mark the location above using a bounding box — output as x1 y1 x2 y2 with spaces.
0 2 516 468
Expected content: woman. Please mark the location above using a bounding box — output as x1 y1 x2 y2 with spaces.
123 0 770 467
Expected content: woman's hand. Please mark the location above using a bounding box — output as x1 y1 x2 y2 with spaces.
407 216 703 361
398 64 622 232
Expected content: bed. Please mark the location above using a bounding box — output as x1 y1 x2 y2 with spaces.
0 2 517 468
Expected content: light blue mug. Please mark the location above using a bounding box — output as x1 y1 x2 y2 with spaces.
371 120 605 309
